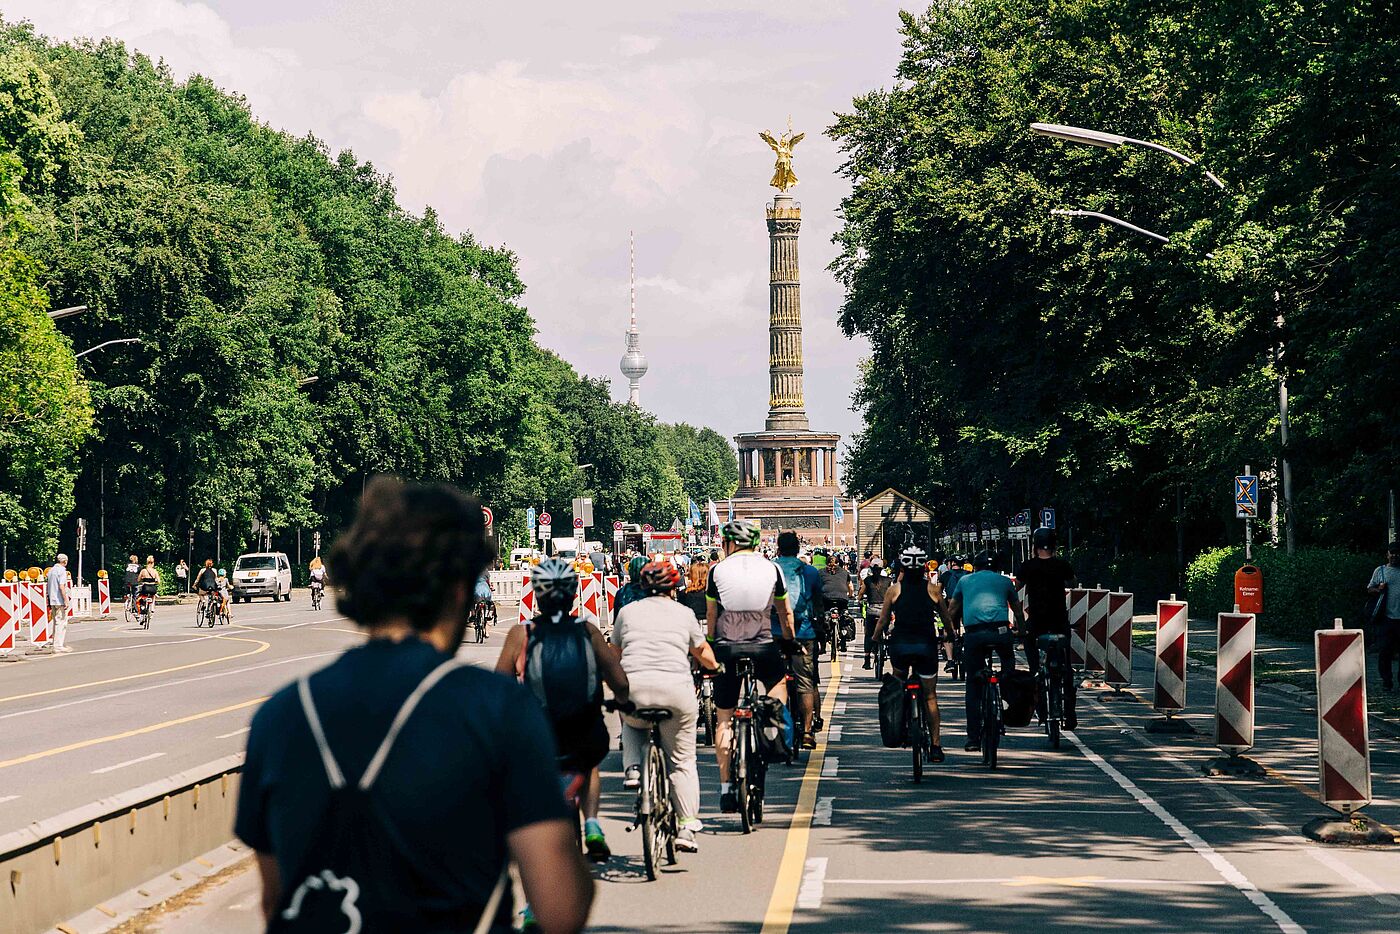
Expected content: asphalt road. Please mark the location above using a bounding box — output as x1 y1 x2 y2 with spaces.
16 603 1400 932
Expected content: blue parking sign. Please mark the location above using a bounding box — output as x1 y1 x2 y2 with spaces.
1040 507 1055 530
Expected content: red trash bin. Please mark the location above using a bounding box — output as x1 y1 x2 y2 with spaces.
1234 565 1263 615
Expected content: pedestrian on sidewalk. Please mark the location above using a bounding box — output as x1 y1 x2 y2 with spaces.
46 555 72 653
235 477 592 933
1368 541 1400 692
175 559 188 593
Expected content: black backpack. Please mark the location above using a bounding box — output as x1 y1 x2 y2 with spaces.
523 614 600 725
270 660 509 934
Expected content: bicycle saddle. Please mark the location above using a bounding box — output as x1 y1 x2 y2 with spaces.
633 707 674 722
1036 633 1068 649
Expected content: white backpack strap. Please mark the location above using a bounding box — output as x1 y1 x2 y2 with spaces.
471 865 511 934
297 675 347 790
359 658 466 790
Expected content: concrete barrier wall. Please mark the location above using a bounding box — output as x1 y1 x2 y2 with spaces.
489 569 523 602
0 755 243 934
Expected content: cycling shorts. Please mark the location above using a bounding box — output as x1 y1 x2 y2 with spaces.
788 639 821 695
713 641 786 709
553 711 609 774
889 647 940 680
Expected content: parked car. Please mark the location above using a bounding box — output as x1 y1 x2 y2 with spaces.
231 552 292 602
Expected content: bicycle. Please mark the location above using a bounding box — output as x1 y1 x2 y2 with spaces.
123 590 138 627
871 626 887 681
1036 633 1069 750
466 602 489 644
945 632 965 682
695 669 717 747
970 643 1007 769
629 706 679 880
838 606 856 655
728 657 767 833
310 581 324 610
194 590 221 628
903 672 933 783
134 584 156 631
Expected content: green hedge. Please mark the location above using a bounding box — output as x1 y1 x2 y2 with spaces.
1185 546 1381 640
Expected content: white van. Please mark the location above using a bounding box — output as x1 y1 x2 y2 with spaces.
232 551 293 602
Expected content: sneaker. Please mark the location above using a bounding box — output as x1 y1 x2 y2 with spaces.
863 656 872 670
964 741 981 752
623 765 641 790
720 791 738 813
584 824 610 862
676 828 699 853
801 732 817 750
520 906 538 929
929 744 945 763
1065 715 1078 731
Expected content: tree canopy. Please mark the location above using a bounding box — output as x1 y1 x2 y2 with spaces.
830 0 1399 556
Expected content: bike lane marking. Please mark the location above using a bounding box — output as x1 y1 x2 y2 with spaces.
0 697 265 772
92 752 165 774
759 657 843 933
1066 729 1304 933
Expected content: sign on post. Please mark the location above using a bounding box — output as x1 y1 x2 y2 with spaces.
482 506 494 533
1040 507 1056 530
1235 475 1259 519
526 506 537 534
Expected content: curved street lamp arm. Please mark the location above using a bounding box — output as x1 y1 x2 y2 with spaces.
1050 209 1171 244
74 337 141 359
1122 137 1227 189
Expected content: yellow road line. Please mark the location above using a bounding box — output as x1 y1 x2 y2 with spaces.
0 636 270 705
760 658 844 934
0 697 266 771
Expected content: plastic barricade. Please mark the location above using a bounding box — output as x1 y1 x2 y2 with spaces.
1315 622 1370 812
1104 591 1134 686
1069 588 1088 669
1154 599 1188 713
1214 611 1255 753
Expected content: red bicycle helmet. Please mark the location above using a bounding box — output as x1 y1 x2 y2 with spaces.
639 559 682 594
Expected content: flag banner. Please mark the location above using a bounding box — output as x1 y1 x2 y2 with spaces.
707 499 721 528
833 496 845 521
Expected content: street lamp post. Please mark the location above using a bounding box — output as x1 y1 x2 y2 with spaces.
1035 121 1296 553
75 338 140 359
48 305 88 321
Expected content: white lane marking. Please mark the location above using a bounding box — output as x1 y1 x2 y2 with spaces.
797 857 827 909
92 752 165 774
217 727 250 739
0 795 19 804
1066 731 1303 933
843 663 852 673
828 725 843 742
1092 700 1400 907
826 877 1229 887
53 615 349 658
813 797 833 826
834 703 847 715
821 757 840 778
0 651 340 722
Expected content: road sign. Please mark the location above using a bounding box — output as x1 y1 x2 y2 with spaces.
539 512 552 526
642 523 654 533
613 520 624 531
572 497 593 529
482 506 494 530
1040 507 1056 530
573 517 584 530
526 506 536 532
538 524 551 542
1235 475 1259 519
1008 510 1032 536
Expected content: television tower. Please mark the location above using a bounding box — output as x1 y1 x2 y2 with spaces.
619 231 648 406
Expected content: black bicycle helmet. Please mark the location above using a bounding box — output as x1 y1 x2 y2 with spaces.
898 546 927 569
1032 527 1057 550
972 551 993 570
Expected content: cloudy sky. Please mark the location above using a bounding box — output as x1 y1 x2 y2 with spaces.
6 0 911 447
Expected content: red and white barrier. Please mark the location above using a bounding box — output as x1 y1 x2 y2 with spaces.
25 583 44 644
604 575 619 616
0 582 15 658
578 573 603 624
1154 599 1188 713
1069 588 1088 668
1316 622 1370 811
98 578 112 616
1104 591 1134 686
64 578 75 621
1215 611 1255 753
518 573 535 625
1085 588 1109 674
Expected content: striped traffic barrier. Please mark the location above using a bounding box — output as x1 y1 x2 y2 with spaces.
1084 588 1109 675
1204 610 1263 775
578 573 603 624
604 575 619 617
26 580 49 648
518 573 535 625
1101 590 1134 694
0 581 16 660
64 577 74 621
1303 620 1391 844
98 576 112 616
1146 597 1193 734
1068 588 1088 669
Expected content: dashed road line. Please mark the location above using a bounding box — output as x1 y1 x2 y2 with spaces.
813 797 833 826
827 725 842 742
833 703 846 715
0 795 19 804
821 757 840 778
796 857 827 909
217 727 251 739
92 752 165 774
826 877 1230 887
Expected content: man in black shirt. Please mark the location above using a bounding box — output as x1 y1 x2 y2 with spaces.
1015 527 1079 729
235 478 592 933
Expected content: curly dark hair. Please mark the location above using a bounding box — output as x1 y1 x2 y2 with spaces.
329 476 492 632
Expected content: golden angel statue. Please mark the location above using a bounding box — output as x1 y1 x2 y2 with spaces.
760 118 805 192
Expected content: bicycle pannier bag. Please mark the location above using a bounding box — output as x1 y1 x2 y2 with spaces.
755 695 792 763
877 674 906 747
1000 669 1037 728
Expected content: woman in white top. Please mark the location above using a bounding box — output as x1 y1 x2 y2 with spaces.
610 559 717 853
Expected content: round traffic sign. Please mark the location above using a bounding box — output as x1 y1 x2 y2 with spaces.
642 523 654 533
613 520 624 531
481 506 494 528
539 512 552 525
573 517 584 529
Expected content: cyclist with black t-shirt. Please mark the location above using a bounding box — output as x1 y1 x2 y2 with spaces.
1015 527 1080 729
706 519 795 814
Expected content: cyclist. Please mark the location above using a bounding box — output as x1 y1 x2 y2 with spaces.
706 519 795 814
216 567 232 617
194 559 219 605
611 560 718 852
1017 527 1080 729
873 547 947 762
858 558 891 669
820 554 854 633
614 554 649 616
123 554 140 606
946 552 1024 752
496 558 629 863
773 531 825 749
471 567 492 614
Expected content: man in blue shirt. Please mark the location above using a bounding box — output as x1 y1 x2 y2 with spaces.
948 553 1025 751
773 532 826 748
46 555 71 653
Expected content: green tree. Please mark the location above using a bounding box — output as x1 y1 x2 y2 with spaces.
657 422 739 504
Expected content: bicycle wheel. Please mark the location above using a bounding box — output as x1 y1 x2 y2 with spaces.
700 697 716 747
909 701 923 783
641 743 662 880
1048 680 1063 749
736 722 753 834
749 753 765 825
141 604 152 630
982 685 1001 769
